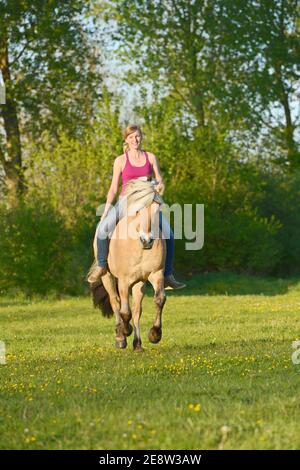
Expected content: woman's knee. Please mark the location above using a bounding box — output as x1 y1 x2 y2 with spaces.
96 222 109 241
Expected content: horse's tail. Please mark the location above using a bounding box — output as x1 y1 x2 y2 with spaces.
87 261 115 318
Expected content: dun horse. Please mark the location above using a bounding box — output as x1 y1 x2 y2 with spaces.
88 201 167 352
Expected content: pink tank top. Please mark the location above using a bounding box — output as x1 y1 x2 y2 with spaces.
121 150 152 193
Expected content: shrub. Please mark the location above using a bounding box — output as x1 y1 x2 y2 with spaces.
0 201 71 295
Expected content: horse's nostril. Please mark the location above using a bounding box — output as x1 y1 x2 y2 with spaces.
140 235 154 249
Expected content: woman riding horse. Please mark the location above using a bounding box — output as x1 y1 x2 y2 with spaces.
87 124 185 290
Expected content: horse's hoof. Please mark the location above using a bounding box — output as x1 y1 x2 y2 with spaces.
148 326 162 344
124 323 133 337
133 338 143 351
115 339 127 349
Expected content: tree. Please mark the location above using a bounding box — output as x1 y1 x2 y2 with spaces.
108 0 224 128
0 0 101 200
217 0 300 168
102 0 299 167
25 86 123 226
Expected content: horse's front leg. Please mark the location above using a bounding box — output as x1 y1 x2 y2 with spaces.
148 270 166 344
131 281 146 352
116 278 132 349
101 273 125 348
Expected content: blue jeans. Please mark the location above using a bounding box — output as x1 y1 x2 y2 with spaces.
95 200 174 277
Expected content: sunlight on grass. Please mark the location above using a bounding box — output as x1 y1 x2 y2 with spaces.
1 273 300 449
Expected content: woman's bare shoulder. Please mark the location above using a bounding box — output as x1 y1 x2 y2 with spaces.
114 153 126 168
147 150 156 162
146 151 158 164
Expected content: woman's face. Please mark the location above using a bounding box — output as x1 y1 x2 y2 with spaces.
126 131 142 150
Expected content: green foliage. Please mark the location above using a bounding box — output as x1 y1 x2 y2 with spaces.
1 1 300 293
24 87 122 227
1 88 298 296
253 170 300 275
0 201 71 296
139 97 284 276
172 207 282 277
0 89 124 296
107 0 299 166
0 0 100 141
201 208 282 275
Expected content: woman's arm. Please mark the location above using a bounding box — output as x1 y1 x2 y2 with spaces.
149 152 165 195
100 156 122 221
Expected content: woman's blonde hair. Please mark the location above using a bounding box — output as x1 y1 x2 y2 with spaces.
123 124 143 153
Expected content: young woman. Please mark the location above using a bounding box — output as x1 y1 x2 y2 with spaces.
88 124 185 289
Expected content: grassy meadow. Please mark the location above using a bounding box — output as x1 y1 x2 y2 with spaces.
1 273 300 450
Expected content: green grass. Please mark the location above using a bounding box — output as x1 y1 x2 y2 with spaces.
1 273 300 450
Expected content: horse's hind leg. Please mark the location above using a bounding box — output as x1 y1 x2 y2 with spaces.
148 270 166 344
131 281 146 352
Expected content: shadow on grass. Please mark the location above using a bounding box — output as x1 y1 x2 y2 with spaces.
0 294 65 308
145 272 300 297
1 273 300 306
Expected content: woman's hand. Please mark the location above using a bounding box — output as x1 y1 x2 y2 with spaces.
156 181 165 195
149 153 164 194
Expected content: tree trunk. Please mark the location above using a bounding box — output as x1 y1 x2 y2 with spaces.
274 61 299 168
0 31 24 199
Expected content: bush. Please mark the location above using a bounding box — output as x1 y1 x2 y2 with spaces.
0 201 72 295
173 206 283 276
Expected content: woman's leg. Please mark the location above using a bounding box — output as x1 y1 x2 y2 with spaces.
96 202 121 268
159 211 174 277
159 211 186 289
